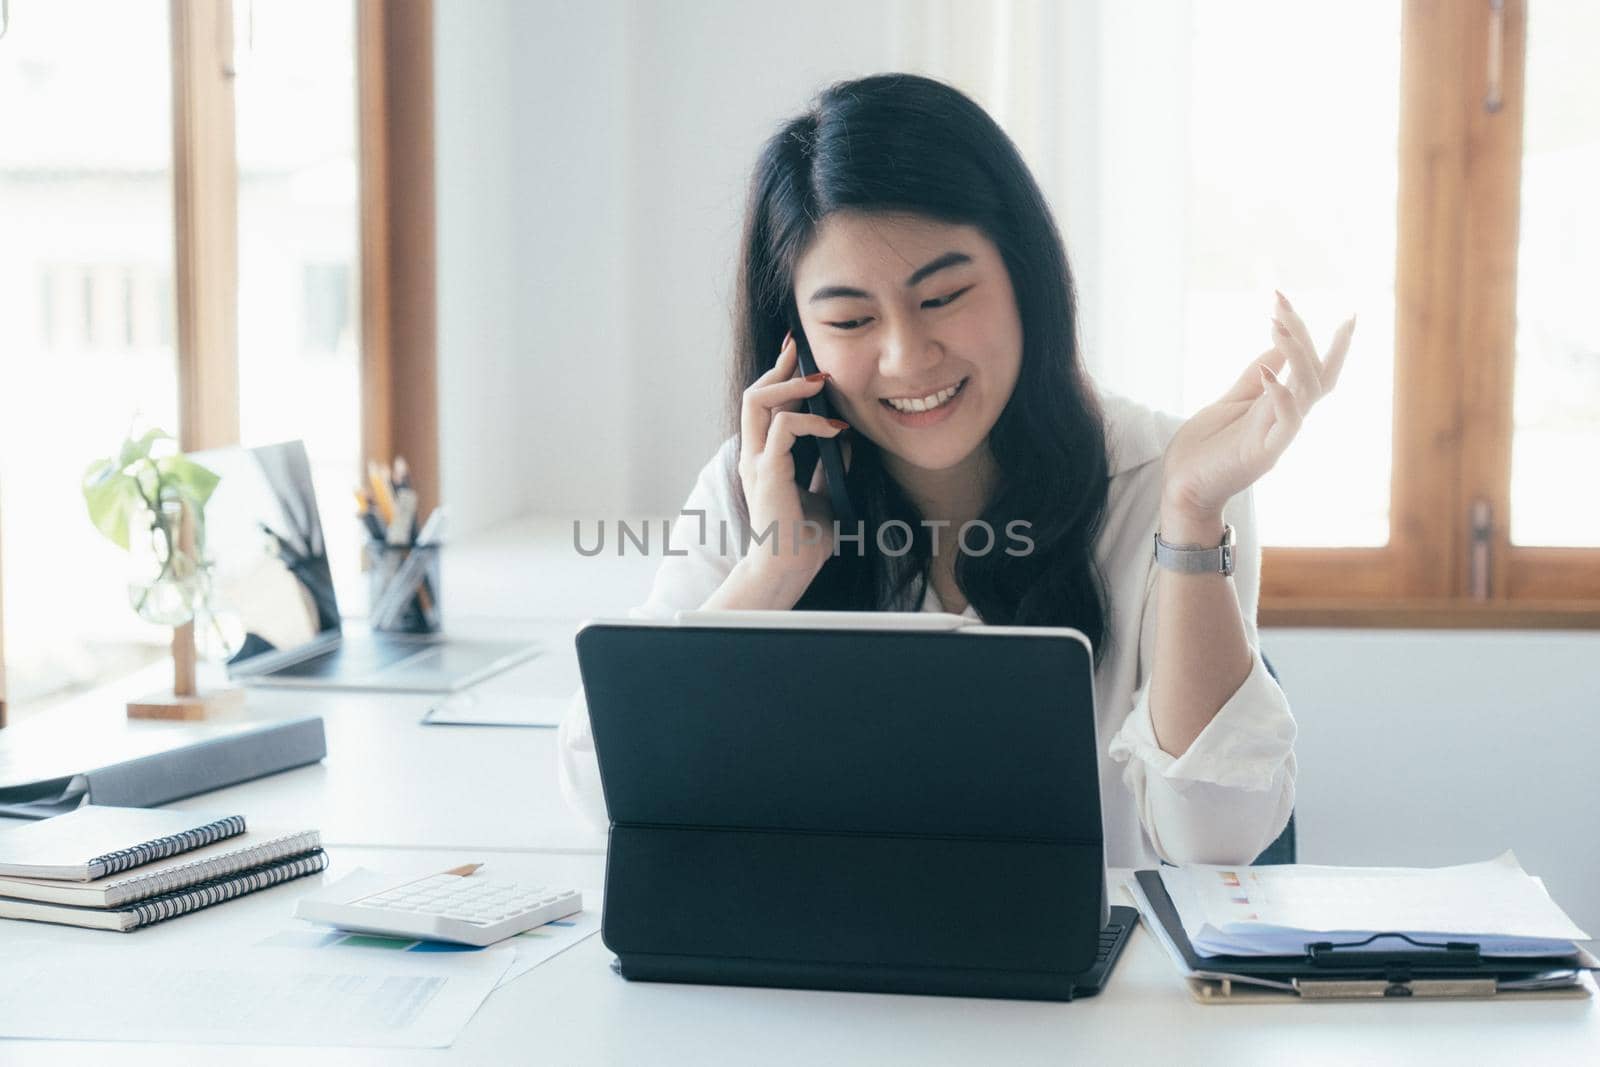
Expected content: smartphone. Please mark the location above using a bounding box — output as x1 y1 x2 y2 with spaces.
789 327 858 527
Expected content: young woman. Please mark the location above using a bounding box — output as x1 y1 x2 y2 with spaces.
559 73 1353 868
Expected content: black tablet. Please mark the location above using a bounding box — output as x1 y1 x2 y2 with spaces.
576 611 1136 1001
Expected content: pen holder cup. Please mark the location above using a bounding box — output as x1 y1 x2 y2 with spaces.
365 541 442 634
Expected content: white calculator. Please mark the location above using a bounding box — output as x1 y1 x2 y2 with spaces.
295 866 582 947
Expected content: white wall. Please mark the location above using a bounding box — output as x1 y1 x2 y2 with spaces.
510 0 632 517
434 2 1600 938
1260 629 1600 937
435 0 631 534
439 1 904 527
435 0 522 535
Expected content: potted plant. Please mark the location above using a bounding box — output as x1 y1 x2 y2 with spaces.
81 427 242 719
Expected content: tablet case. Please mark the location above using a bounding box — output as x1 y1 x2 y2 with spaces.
577 620 1122 1001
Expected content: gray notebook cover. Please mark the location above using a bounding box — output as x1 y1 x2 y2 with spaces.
0 716 326 819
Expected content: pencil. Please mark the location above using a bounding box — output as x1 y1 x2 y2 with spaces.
367 461 398 528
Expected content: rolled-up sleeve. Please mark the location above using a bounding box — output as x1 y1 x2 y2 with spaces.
556 439 743 831
1105 487 1297 866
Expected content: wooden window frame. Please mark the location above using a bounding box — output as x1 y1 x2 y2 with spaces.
357 0 439 521
1259 0 1600 629
171 0 438 497
171 0 239 453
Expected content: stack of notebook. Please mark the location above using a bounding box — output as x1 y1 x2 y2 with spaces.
0 805 325 931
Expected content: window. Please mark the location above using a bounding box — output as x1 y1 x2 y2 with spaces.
0 0 181 713
903 0 1598 626
235 0 365 615
0 0 437 725
1178 2 1399 550
302 263 355 356
1509 0 1599 550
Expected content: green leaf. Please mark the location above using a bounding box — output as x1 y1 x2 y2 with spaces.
82 470 143 550
83 455 117 487
81 426 211 554
118 428 171 470
158 454 221 509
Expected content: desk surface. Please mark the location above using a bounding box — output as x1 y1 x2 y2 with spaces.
1 617 606 853
0 848 1594 1066
2 520 1595 1060
166 622 606 854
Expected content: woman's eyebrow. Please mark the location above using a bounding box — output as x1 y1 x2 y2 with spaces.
808 250 974 303
904 250 972 287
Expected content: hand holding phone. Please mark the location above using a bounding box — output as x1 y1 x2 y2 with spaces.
734 331 856 593
788 329 857 527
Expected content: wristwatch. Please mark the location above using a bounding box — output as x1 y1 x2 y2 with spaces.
1153 524 1236 577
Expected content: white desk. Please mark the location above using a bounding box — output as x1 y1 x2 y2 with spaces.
162 623 607 853
2 847 1595 1065
2 522 1595 1061
2 618 606 853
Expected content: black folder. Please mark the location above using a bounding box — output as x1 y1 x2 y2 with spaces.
1133 869 1599 999
576 615 1136 1001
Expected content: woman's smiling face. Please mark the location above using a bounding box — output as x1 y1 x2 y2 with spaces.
792 212 1023 474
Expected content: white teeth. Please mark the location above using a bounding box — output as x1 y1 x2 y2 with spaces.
886 381 963 414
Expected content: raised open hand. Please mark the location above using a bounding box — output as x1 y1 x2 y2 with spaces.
1161 292 1356 524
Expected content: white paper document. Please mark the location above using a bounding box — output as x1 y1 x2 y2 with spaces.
422 691 570 727
1160 851 1591 957
0 938 512 1047
495 897 601 986
421 648 582 727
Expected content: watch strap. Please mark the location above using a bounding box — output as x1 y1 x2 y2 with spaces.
1153 523 1236 576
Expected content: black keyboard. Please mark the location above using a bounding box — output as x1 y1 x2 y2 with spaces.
1062 910 1138 999
1096 921 1127 962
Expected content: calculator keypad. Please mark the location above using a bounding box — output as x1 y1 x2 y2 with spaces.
295 872 583 947
354 876 578 926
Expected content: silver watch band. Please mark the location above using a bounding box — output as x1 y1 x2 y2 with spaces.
1153 523 1236 577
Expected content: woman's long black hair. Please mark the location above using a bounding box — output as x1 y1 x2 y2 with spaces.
729 73 1112 657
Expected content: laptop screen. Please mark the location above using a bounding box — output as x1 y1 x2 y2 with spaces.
192 440 341 668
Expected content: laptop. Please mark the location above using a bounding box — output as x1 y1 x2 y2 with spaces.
196 440 536 692
575 610 1137 1001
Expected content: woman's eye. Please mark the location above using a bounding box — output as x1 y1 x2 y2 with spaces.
826 317 874 331
922 285 973 310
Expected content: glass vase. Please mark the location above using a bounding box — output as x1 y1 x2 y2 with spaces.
126 498 203 627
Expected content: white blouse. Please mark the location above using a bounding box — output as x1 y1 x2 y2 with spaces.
556 389 1297 868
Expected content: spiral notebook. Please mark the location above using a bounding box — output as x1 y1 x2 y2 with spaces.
0 805 247 881
0 827 321 908
0 850 330 931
